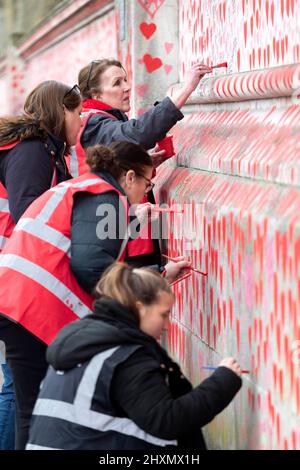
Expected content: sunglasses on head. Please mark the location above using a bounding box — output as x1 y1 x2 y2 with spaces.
63 84 81 101
86 60 103 90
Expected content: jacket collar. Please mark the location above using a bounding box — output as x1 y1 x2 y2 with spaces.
82 99 128 122
93 171 127 197
47 131 66 158
83 99 114 111
94 298 140 329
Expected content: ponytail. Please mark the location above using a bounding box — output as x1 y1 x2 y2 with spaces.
95 262 173 320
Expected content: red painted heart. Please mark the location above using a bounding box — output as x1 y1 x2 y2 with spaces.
164 64 173 74
143 54 163 73
136 83 149 97
164 42 173 54
140 22 156 39
138 0 165 19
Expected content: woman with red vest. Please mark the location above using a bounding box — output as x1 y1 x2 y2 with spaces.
0 141 189 449
73 59 212 270
0 80 82 449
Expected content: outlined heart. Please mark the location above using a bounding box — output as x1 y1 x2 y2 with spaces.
143 54 163 73
164 64 173 74
164 42 173 54
140 22 156 39
136 83 150 97
138 0 165 19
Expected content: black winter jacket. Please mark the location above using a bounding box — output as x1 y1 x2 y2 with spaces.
46 298 242 449
70 171 128 293
0 134 71 222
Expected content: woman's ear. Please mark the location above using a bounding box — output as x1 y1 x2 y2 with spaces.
125 169 136 187
91 91 101 101
136 300 146 318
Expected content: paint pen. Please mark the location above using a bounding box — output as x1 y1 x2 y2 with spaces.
170 272 192 287
162 254 208 276
211 61 228 69
151 206 184 214
202 366 250 373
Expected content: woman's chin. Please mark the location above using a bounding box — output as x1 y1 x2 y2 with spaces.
121 102 131 113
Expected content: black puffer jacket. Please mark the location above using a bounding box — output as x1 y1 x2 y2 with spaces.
46 298 242 449
0 134 71 222
70 171 128 293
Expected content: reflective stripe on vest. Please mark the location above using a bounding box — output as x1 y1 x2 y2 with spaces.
0 173 129 344
28 347 177 449
69 109 118 178
0 235 8 250
0 197 9 213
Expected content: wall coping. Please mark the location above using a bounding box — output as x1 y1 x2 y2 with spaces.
18 0 114 60
171 63 300 105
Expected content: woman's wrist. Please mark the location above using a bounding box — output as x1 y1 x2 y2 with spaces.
168 85 193 110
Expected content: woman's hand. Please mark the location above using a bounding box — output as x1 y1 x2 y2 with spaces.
134 203 159 227
148 144 167 168
164 256 191 283
168 61 212 109
183 62 212 93
219 357 242 377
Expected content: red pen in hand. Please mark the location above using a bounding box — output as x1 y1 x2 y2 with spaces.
151 206 184 214
211 61 228 69
170 271 192 286
162 254 208 276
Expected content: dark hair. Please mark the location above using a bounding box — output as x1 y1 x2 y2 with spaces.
85 141 153 178
0 80 81 154
95 262 173 320
78 58 125 100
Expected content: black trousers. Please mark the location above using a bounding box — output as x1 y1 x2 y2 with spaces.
0 316 48 449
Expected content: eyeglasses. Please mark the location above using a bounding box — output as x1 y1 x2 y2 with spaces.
136 173 155 193
63 84 81 101
86 60 102 90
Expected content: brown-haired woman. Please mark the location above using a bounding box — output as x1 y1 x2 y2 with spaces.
73 58 212 270
71 141 189 292
0 141 187 449
27 262 242 450
0 80 82 449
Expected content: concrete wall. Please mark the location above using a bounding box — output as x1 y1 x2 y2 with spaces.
0 0 116 115
155 0 300 450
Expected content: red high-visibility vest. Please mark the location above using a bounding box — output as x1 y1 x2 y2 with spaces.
0 173 128 345
0 140 58 253
69 108 117 177
70 108 154 258
0 142 19 252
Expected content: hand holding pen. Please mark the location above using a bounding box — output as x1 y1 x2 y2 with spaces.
162 255 192 285
162 254 208 276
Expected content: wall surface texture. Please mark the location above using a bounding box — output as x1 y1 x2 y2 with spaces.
154 0 300 450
